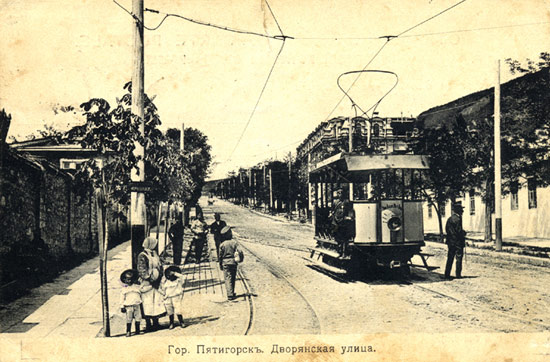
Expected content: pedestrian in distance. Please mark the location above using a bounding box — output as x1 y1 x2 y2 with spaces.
119 269 142 337
137 237 166 331
168 214 185 265
209 212 227 265
219 226 244 301
160 265 186 329
190 213 208 263
444 202 467 279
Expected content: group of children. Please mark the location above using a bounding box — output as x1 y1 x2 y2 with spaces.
119 265 186 337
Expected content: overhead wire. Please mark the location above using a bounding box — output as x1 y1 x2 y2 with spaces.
228 0 289 160
400 20 550 38
112 0 288 40
113 0 472 168
396 0 467 37
321 0 468 123
337 70 399 118
264 0 284 36
292 21 550 40
112 0 290 162
323 40 391 123
228 39 287 160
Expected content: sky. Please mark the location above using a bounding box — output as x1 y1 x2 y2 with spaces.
1 0 549 180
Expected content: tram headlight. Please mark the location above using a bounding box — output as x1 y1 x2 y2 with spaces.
382 208 403 232
387 216 402 231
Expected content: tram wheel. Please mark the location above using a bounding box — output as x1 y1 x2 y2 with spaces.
400 264 411 277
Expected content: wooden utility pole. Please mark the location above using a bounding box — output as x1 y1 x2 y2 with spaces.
269 167 274 213
156 202 162 241
263 165 267 212
308 153 314 225
180 123 187 226
348 117 354 200
130 0 146 267
249 169 253 206
495 60 503 251
287 152 292 219
95 187 110 337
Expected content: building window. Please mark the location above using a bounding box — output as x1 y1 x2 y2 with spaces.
373 123 380 137
510 181 519 211
469 191 475 215
528 178 537 209
428 203 432 218
439 201 446 218
60 158 87 170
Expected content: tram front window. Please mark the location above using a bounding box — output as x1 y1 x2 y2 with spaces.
355 169 421 201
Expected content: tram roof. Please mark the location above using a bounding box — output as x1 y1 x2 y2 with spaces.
310 152 429 177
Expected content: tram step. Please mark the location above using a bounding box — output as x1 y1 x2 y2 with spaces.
309 257 348 274
313 237 339 245
419 252 435 257
409 263 439 271
308 247 351 260
309 247 339 258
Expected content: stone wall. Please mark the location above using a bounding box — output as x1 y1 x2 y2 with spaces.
71 191 93 255
40 171 71 259
0 152 41 286
0 148 129 299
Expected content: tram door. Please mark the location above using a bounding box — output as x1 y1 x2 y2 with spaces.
354 203 377 243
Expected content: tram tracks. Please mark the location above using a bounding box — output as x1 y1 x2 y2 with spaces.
213 204 550 333
236 237 323 335
238 267 255 335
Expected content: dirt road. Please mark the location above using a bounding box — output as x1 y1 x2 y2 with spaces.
203 198 550 334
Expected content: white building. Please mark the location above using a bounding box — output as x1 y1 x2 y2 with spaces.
424 180 550 240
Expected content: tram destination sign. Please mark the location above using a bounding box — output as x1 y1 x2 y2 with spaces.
129 181 153 193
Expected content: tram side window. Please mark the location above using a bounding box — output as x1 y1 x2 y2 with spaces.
380 170 404 199
353 182 367 200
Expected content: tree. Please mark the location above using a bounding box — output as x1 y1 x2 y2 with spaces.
503 53 550 188
64 82 163 337
418 52 550 243
413 118 471 241
164 127 212 225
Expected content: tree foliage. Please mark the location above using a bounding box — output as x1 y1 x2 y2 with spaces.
64 83 212 220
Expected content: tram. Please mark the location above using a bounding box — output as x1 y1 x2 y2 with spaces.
308 152 436 275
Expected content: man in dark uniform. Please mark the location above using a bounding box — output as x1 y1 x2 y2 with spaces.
329 187 355 256
209 213 227 265
444 202 467 279
168 215 185 265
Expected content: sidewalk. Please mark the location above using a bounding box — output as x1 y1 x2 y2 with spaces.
0 227 250 338
425 232 550 259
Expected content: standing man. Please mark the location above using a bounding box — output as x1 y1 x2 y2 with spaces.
209 213 227 264
329 187 355 256
190 212 208 263
168 214 185 265
219 226 242 301
444 202 467 279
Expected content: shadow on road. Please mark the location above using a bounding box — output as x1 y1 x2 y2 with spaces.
305 265 479 286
